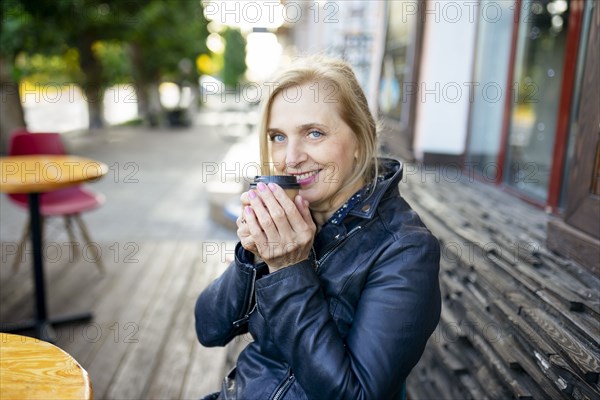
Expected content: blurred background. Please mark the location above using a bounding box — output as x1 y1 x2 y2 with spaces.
1 0 597 214
1 1 598 399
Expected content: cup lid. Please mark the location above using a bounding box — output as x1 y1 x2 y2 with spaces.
251 175 300 188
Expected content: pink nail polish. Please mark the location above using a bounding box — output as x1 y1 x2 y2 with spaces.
268 183 277 192
245 206 252 215
257 182 267 191
249 190 257 199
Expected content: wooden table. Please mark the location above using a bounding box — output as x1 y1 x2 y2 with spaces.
0 155 108 342
0 333 92 399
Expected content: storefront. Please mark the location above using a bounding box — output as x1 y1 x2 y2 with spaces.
378 0 598 271
378 0 424 162
466 0 587 210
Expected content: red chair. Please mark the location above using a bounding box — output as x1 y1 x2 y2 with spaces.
8 130 106 272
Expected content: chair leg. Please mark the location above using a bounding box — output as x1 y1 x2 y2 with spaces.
12 218 31 272
63 215 80 263
73 214 105 274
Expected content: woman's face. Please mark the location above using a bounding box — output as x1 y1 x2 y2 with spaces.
267 82 363 212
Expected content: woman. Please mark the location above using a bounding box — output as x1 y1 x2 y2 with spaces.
195 56 441 400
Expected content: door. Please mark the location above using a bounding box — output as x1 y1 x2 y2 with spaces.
547 1 600 274
563 1 599 240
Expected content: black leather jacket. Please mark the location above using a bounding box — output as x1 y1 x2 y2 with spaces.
195 158 441 400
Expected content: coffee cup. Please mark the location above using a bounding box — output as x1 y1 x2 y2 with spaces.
250 175 300 201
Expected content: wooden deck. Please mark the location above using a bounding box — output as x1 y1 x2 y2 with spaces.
0 239 244 399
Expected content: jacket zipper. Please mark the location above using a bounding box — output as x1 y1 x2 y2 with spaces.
268 224 364 398
271 371 294 400
233 268 257 328
315 225 363 272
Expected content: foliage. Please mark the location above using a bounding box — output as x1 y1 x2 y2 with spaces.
2 0 212 127
14 52 77 84
197 52 223 76
93 41 132 85
3 0 210 88
128 0 210 84
221 27 247 87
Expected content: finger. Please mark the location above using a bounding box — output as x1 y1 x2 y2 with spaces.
236 213 246 227
249 186 282 237
255 182 299 232
243 205 267 245
264 183 308 232
240 191 251 206
237 218 257 253
237 211 251 238
295 196 314 225
239 235 257 253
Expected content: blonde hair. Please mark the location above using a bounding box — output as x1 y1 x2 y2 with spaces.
258 55 378 197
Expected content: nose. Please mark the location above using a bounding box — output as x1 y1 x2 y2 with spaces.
285 138 308 170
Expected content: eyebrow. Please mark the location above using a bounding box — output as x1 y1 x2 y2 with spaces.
267 123 329 134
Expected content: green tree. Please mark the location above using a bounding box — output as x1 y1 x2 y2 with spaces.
221 27 247 88
2 0 140 132
2 0 210 138
127 0 209 126
0 1 39 152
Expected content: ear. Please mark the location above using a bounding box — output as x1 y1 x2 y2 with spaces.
352 136 360 160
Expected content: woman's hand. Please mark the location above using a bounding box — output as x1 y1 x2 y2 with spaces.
237 191 258 257
242 182 316 272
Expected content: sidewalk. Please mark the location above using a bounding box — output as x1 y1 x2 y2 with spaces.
1 114 251 242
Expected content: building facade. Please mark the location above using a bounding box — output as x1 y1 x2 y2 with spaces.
376 0 598 271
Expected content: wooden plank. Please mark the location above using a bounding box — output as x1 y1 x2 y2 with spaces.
521 307 600 384
470 333 553 399
0 242 74 323
85 241 178 399
489 298 556 358
537 248 600 299
440 272 463 300
106 241 196 399
52 244 156 365
408 347 471 400
456 334 524 400
144 242 209 399
548 354 600 400
510 261 590 311
52 241 160 361
428 330 468 375
474 361 514 400
181 256 231 399
547 219 600 276
535 290 600 346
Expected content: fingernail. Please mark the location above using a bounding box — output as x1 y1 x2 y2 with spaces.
249 190 257 199
257 182 267 191
245 206 253 215
268 183 277 192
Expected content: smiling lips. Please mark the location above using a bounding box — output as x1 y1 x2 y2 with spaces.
291 170 321 186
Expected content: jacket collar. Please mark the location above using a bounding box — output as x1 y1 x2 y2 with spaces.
348 158 403 220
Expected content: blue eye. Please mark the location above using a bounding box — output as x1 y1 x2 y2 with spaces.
269 134 286 142
308 130 323 139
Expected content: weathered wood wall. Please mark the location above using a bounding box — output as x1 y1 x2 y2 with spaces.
402 170 600 399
